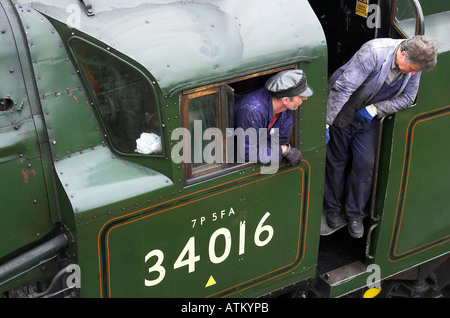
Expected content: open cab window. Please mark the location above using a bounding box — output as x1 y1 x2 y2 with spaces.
179 66 296 185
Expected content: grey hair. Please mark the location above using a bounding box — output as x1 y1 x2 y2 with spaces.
401 35 438 71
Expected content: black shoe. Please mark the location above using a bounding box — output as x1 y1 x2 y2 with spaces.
326 212 341 228
348 219 364 238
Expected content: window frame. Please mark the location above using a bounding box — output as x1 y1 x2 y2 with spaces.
391 0 425 37
181 87 224 180
68 37 164 157
180 65 296 185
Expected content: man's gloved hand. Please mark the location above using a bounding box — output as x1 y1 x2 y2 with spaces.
283 144 302 166
356 104 377 123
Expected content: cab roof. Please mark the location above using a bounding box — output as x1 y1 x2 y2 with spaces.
14 0 326 96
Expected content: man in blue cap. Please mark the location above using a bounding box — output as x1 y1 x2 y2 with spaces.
234 69 314 168
324 35 438 238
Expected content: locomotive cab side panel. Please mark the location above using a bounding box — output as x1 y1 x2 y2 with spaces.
2 0 449 299
2 0 328 298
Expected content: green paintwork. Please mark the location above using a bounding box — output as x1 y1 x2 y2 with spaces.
102 168 307 297
368 0 450 287
1 0 327 297
370 52 450 276
0 0 449 298
19 0 325 97
0 2 54 262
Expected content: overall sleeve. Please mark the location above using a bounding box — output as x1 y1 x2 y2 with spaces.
235 103 283 164
327 44 376 125
375 73 421 117
278 112 293 145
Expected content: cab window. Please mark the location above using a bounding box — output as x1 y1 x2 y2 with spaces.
180 85 234 181
180 66 295 184
69 38 162 155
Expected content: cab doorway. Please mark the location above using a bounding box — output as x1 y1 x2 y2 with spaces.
307 0 390 275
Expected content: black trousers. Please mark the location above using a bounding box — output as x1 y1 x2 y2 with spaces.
323 118 380 220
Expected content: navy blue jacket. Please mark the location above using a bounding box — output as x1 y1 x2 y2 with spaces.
234 88 292 163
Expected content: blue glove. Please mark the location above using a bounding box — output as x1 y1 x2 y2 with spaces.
326 127 330 144
356 105 377 123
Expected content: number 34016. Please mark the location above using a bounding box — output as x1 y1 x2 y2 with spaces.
144 212 274 287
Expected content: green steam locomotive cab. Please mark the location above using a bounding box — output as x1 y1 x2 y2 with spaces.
0 0 449 298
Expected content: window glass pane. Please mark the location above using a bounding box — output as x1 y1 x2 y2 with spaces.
70 38 161 155
395 0 416 21
187 92 220 170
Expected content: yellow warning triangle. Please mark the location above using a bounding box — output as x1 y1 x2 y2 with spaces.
205 276 216 288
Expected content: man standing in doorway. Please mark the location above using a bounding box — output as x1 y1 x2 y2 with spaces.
324 35 438 238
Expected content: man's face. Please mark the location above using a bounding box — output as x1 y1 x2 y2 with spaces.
285 96 308 110
397 50 421 75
